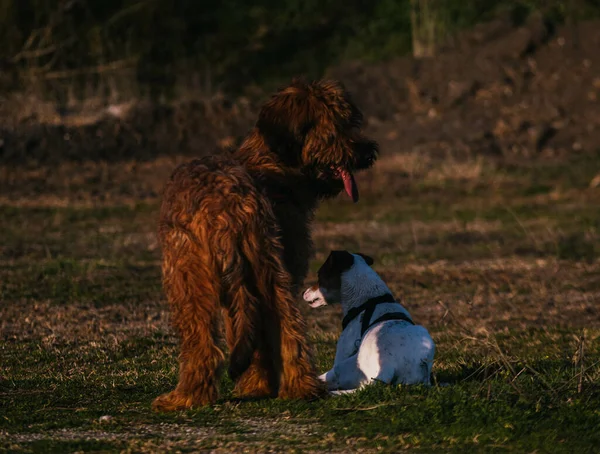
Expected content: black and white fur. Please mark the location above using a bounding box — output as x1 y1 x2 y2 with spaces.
303 251 435 392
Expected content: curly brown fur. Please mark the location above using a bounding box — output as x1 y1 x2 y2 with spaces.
152 79 378 412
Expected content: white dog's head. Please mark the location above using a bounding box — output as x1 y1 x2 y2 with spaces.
303 250 374 308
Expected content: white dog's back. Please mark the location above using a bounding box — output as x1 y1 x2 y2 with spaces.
358 322 435 386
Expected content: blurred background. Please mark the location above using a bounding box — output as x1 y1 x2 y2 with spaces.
2 0 600 169
2 1 600 198
2 0 600 170
0 0 596 96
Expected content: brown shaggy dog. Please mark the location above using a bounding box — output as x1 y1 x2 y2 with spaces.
152 79 378 411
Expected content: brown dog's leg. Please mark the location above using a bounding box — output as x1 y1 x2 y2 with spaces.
152 322 224 411
240 229 325 400
152 238 225 412
274 286 326 400
225 314 277 398
223 266 279 398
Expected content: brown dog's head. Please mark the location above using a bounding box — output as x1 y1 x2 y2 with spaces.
251 79 378 202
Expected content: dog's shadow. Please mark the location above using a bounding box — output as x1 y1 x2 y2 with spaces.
432 357 586 389
433 362 502 386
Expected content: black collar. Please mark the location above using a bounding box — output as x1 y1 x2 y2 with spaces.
341 292 414 336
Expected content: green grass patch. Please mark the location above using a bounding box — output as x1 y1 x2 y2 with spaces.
2 330 599 452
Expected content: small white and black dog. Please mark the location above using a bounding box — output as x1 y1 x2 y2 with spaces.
303 250 435 392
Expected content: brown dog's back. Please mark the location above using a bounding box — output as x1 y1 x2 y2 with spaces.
159 156 290 382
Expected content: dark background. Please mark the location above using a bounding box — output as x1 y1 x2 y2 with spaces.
1 0 598 98
2 0 600 171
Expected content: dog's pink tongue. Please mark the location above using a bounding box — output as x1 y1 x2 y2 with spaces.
340 169 359 203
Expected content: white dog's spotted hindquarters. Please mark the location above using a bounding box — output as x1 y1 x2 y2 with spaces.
304 250 435 392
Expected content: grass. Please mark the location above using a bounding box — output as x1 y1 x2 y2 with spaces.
1 148 600 452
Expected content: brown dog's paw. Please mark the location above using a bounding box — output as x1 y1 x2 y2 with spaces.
152 390 216 412
152 391 192 412
234 380 276 399
232 362 277 399
278 374 327 401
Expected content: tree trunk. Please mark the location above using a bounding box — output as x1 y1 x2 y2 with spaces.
410 0 440 58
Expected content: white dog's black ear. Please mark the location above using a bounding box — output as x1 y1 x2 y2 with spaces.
357 253 374 266
320 250 355 275
318 250 355 288
317 251 354 301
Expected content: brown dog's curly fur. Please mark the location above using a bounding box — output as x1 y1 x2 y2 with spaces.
152 79 378 411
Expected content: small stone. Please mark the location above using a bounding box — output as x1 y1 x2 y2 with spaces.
99 415 113 423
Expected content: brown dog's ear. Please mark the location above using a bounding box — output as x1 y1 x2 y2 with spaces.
300 81 348 167
255 80 313 166
357 253 374 266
